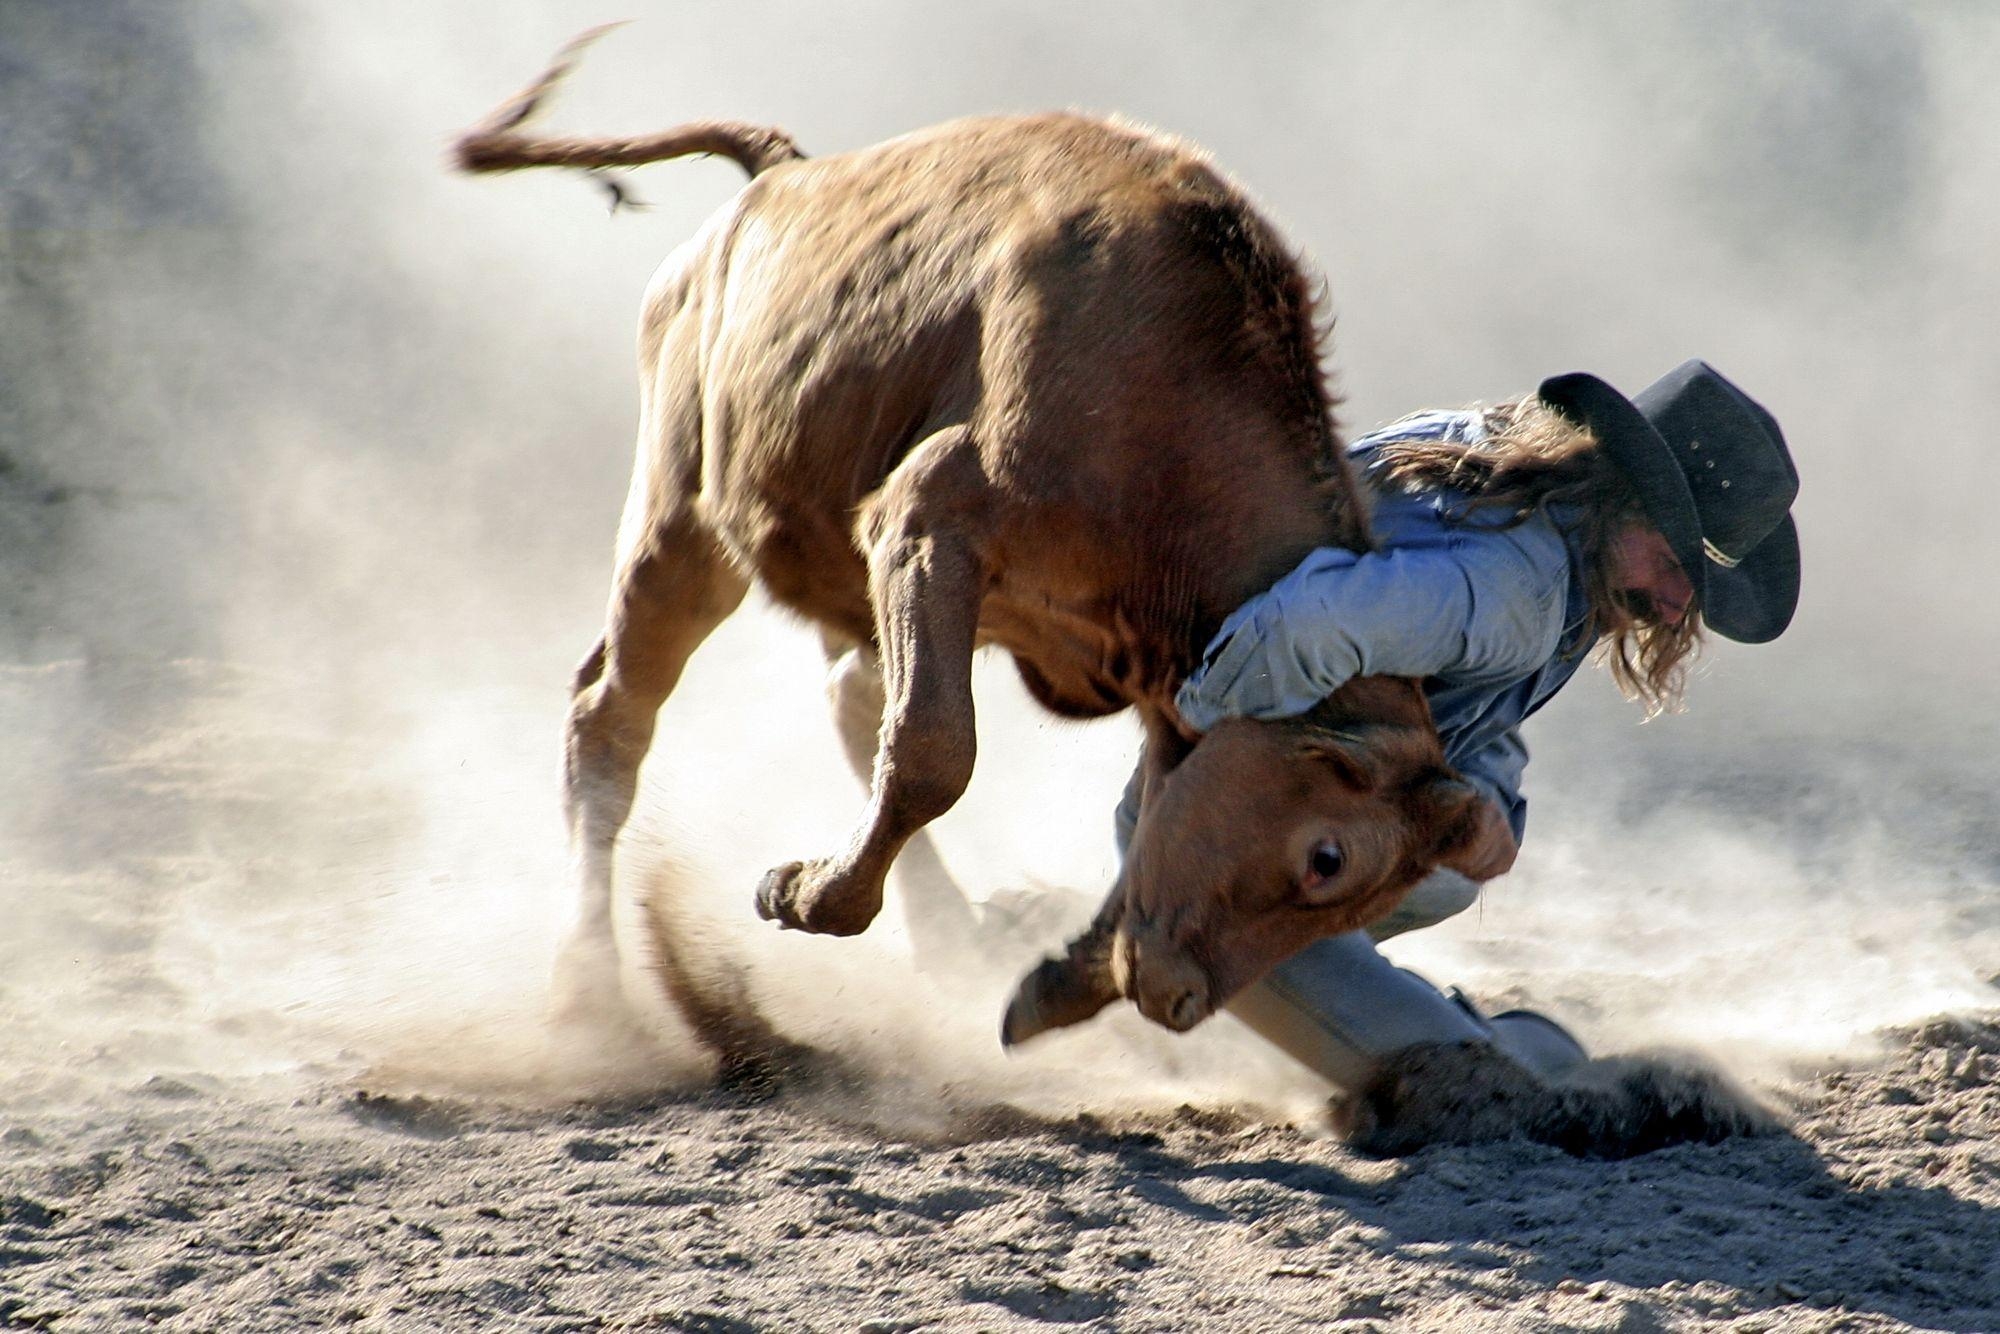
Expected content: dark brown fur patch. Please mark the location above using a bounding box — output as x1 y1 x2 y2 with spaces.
1162 191 1350 519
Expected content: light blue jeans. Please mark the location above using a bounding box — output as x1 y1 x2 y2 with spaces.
1226 869 1488 1090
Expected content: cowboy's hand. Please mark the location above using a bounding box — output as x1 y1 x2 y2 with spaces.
1175 607 1285 732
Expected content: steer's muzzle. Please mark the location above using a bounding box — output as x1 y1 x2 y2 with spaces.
1000 900 1221 1044
1119 918 1215 1033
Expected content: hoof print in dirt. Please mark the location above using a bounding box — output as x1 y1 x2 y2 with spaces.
714 1039 841 1103
1335 1040 1780 1160
344 1090 472 1140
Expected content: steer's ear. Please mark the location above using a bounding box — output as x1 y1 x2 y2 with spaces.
1296 730 1379 791
1422 775 1518 882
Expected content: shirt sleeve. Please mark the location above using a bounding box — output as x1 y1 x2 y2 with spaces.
1175 522 1571 732
1452 726 1531 844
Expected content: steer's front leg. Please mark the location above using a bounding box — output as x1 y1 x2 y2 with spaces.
756 425 992 936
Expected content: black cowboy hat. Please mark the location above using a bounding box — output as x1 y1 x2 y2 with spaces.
1538 360 1800 644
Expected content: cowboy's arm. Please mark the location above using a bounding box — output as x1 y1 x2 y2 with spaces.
1175 528 1568 732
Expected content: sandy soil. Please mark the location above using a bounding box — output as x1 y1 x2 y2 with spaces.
4 1016 1998 1334
3 657 1997 1334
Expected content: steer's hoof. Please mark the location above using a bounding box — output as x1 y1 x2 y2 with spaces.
755 861 806 927
753 858 881 936
549 936 645 1034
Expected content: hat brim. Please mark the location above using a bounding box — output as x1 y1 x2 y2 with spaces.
1538 371 1706 596
1701 515 1800 644
1537 372 1796 644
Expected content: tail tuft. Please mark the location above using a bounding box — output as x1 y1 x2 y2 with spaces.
451 26 806 186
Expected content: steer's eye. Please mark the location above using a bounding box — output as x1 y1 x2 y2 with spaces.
1306 840 1345 883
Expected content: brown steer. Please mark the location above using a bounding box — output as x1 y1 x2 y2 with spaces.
455 32 1513 1072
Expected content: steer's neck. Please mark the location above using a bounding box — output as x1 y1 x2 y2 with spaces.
1193 480 1365 668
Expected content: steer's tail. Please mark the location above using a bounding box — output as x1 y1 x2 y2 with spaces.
451 24 806 185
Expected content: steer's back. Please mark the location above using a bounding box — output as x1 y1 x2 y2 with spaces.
652 111 1354 711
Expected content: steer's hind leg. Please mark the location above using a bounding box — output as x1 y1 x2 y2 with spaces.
758 425 991 937
820 631 984 967
560 512 748 1023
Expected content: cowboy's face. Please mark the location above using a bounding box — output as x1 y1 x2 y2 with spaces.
1607 520 1695 626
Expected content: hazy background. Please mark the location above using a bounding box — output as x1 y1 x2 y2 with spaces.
3 0 1995 1112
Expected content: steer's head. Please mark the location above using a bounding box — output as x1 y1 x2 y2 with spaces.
1002 677 1512 1044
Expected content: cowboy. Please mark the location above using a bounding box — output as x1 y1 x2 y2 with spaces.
1122 360 1802 1097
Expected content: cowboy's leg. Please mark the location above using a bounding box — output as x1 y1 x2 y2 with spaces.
1227 870 1583 1090
1363 867 1482 943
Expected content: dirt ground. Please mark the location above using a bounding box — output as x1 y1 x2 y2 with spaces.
6 1021 1999 1334
3 657 1997 1334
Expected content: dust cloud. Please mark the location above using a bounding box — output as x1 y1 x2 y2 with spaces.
2 0 1995 1124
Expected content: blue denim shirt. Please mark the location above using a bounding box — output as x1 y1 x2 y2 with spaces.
1165 410 1596 844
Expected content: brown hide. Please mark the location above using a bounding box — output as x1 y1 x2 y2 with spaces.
1002 679 1510 1043
456 34 1515 1058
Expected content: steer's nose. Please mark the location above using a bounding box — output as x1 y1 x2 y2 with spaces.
1122 921 1213 1032
1136 963 1212 1032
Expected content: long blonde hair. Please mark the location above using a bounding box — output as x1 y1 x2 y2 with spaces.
1369 398 1703 717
